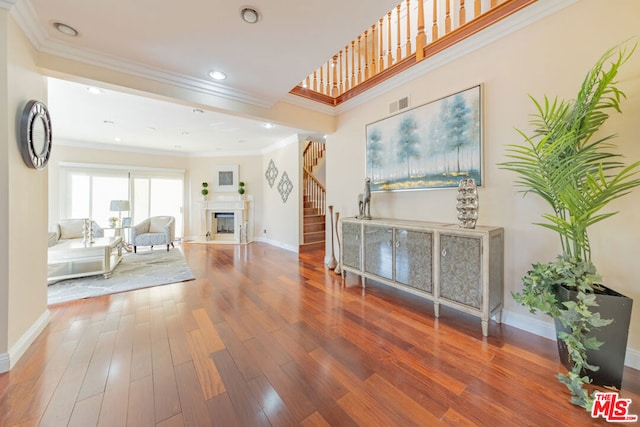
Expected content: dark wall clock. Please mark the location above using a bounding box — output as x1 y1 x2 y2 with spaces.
19 100 52 170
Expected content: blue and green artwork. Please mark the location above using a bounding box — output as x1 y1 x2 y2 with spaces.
366 85 482 192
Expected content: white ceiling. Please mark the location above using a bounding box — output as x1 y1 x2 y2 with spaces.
10 0 401 155
47 77 312 155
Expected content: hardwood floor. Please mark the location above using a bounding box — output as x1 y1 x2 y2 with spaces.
1 242 638 426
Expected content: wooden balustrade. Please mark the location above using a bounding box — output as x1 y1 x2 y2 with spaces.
303 140 326 216
291 0 535 106
303 170 326 216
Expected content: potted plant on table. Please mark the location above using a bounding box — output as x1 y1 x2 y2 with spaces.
500 43 639 410
108 216 118 228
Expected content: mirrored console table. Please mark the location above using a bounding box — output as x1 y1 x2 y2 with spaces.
341 217 504 336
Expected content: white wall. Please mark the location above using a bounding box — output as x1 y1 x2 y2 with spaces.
261 136 301 252
0 12 50 370
327 0 640 358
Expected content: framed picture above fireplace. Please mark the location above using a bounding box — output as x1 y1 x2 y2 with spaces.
212 164 238 192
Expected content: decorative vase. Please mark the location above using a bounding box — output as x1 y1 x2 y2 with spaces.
326 205 337 269
334 211 342 275
456 178 478 229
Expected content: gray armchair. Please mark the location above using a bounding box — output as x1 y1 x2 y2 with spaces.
130 216 175 253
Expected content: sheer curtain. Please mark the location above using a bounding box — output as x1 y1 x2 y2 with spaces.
58 164 184 237
130 173 184 237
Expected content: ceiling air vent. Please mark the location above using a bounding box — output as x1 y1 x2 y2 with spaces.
389 96 410 114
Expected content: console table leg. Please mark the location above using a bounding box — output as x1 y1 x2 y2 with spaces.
434 302 440 317
482 320 488 337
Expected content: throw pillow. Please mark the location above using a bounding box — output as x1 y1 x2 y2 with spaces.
149 217 168 233
59 220 84 239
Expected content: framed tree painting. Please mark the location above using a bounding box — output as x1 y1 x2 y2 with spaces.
366 85 482 192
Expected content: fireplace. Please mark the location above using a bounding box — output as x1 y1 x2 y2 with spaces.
199 194 253 244
213 212 234 234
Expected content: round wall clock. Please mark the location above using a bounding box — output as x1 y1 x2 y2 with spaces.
19 99 53 170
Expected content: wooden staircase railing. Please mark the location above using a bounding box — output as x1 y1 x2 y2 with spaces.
301 140 327 252
303 167 326 217
291 0 535 106
302 140 326 216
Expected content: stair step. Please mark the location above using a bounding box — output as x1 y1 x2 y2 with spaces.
304 231 325 243
304 214 325 224
304 207 321 216
299 241 325 253
304 222 325 233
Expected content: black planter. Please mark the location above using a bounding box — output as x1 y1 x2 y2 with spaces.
554 284 633 389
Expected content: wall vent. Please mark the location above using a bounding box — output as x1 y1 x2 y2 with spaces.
389 96 410 114
398 96 409 110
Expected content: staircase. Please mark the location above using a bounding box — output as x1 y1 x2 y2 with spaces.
300 141 326 253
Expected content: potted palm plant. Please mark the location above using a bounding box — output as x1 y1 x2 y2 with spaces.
500 43 639 410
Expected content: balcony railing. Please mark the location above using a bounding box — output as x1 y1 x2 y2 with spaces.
290 0 536 106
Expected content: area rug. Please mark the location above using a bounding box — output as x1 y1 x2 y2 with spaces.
47 248 195 305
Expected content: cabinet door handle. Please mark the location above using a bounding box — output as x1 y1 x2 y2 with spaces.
395 241 400 248
441 248 447 257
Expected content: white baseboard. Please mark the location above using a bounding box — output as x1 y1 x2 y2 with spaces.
254 237 298 253
0 352 8 374
624 347 640 370
0 309 50 373
501 308 640 370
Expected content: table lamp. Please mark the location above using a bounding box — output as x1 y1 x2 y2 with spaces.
110 200 130 226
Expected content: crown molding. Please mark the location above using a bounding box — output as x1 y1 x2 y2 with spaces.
54 137 287 159
0 1 17 11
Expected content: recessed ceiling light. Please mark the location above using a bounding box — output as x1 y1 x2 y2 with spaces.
241 7 260 24
264 123 274 129
115 137 121 142
87 87 103 95
192 108 204 114
209 70 227 81
53 22 78 37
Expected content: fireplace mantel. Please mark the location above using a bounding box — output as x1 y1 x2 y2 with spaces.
200 194 253 243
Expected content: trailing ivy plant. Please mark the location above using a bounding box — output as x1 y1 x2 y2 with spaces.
501 42 640 410
513 256 611 409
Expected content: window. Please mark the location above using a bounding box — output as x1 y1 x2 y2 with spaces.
59 163 184 237
131 173 184 237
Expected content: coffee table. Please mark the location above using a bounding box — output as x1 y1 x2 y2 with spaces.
48 236 123 283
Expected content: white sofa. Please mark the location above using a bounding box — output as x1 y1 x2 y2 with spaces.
49 219 104 247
